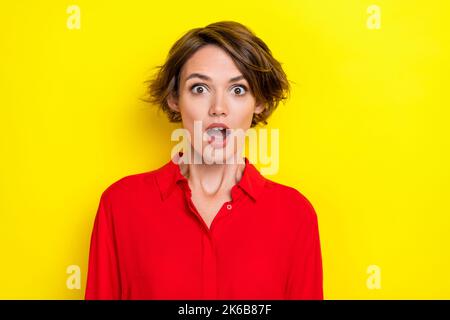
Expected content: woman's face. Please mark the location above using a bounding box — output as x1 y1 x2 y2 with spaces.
167 44 264 164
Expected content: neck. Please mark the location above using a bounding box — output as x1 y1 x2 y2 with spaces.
178 149 246 197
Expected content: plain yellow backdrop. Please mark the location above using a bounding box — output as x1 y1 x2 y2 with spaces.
1 0 449 299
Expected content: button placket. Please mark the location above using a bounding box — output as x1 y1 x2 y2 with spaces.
202 233 217 299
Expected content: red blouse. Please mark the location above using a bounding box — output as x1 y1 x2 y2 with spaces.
85 155 323 300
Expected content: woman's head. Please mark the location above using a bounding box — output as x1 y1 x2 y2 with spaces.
146 21 290 163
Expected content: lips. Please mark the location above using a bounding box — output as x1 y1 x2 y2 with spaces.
206 122 229 130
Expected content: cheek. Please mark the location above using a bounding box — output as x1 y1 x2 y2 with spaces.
230 99 256 125
179 95 209 121
178 96 205 141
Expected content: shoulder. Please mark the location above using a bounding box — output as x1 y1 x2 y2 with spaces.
263 178 318 223
99 168 161 205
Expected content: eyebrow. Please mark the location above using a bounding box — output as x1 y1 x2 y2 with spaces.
184 73 245 83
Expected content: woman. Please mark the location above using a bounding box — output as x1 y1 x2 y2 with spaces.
85 21 323 300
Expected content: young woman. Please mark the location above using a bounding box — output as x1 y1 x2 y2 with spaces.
85 21 323 300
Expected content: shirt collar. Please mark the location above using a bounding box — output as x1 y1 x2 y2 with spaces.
154 153 266 202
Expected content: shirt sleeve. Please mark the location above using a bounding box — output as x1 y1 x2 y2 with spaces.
285 198 324 300
85 191 121 300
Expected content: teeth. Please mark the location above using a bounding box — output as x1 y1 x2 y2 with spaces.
208 127 227 133
207 127 230 138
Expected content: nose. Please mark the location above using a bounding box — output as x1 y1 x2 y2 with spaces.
209 91 228 117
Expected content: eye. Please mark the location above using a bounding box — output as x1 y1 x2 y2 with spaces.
232 85 247 96
190 84 208 95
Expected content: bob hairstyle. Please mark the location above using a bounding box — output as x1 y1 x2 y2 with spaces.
145 21 291 127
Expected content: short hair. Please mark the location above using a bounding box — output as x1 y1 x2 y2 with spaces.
145 21 291 127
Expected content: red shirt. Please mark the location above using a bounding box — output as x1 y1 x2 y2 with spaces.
85 155 323 300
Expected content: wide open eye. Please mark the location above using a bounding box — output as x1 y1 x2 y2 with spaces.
231 85 247 96
190 84 208 95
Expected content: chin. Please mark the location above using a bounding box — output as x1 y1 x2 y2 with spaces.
202 147 244 165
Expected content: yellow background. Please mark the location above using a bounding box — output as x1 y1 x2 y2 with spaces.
1 0 449 299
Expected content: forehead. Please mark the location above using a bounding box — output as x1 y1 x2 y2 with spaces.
181 45 242 80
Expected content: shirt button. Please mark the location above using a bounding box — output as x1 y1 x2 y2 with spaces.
226 204 232 210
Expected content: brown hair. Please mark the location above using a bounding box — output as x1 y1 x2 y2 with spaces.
144 21 291 127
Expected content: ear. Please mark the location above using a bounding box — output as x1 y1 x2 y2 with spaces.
167 92 180 112
254 101 265 115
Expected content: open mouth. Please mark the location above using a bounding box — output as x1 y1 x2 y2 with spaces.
206 127 231 147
